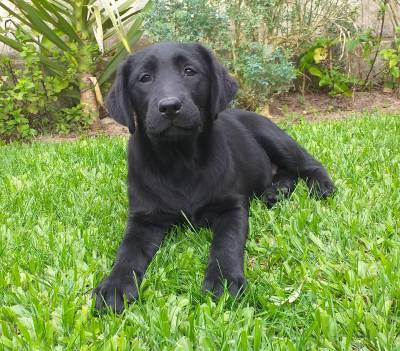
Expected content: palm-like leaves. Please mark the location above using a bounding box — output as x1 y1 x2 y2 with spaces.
0 0 149 85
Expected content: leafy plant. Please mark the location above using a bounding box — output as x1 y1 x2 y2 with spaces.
380 47 400 79
146 0 296 110
379 27 400 93
0 0 149 125
55 105 92 134
235 45 295 109
219 0 357 58
146 0 229 48
0 35 89 141
298 38 360 96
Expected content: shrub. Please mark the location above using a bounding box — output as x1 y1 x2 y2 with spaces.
379 27 400 94
146 0 229 48
146 0 357 109
0 0 149 128
235 44 295 109
0 36 89 141
146 0 296 110
297 37 361 96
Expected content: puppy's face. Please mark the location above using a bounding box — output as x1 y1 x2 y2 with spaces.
128 43 209 140
107 42 238 142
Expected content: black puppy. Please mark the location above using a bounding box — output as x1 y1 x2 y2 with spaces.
94 42 334 312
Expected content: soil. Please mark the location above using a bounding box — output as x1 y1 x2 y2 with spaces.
35 116 130 142
266 90 400 122
35 90 399 142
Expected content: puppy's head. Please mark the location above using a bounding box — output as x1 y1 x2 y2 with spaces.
106 42 238 141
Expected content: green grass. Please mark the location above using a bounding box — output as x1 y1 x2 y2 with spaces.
0 113 399 350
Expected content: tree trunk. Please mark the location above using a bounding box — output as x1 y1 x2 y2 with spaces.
80 73 101 130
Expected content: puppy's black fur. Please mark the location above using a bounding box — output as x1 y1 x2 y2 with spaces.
94 42 334 312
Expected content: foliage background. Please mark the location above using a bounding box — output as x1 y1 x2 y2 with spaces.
0 0 399 140
0 0 148 141
145 0 358 108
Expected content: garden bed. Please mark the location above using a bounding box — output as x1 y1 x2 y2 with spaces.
34 90 400 142
268 90 400 121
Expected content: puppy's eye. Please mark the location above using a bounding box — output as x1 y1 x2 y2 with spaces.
139 73 152 83
184 66 197 77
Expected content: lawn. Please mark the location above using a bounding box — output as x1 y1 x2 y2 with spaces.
0 113 399 350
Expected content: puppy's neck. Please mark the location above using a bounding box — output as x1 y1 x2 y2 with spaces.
154 138 197 159
135 128 213 168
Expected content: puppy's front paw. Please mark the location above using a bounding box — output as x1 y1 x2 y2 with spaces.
93 273 138 313
203 262 246 298
263 189 278 208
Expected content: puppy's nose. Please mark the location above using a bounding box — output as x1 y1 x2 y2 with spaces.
158 97 182 119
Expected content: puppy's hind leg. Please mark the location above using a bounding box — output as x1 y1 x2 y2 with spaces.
253 117 335 198
262 168 298 208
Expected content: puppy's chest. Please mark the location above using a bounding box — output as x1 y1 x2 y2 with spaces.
148 163 232 217
165 170 218 210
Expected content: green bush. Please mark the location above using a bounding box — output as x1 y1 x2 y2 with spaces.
0 0 149 120
146 0 296 110
146 0 229 47
235 44 295 109
379 27 400 94
146 0 358 108
0 36 90 142
297 37 361 96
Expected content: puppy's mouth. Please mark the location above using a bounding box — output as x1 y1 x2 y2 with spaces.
146 118 200 140
160 124 199 138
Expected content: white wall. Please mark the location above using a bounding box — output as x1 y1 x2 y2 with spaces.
356 0 399 37
0 1 17 55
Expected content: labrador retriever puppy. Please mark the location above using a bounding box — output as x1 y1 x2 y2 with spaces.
94 42 334 312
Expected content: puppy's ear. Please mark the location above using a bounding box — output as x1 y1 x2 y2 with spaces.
195 44 238 118
106 57 135 133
